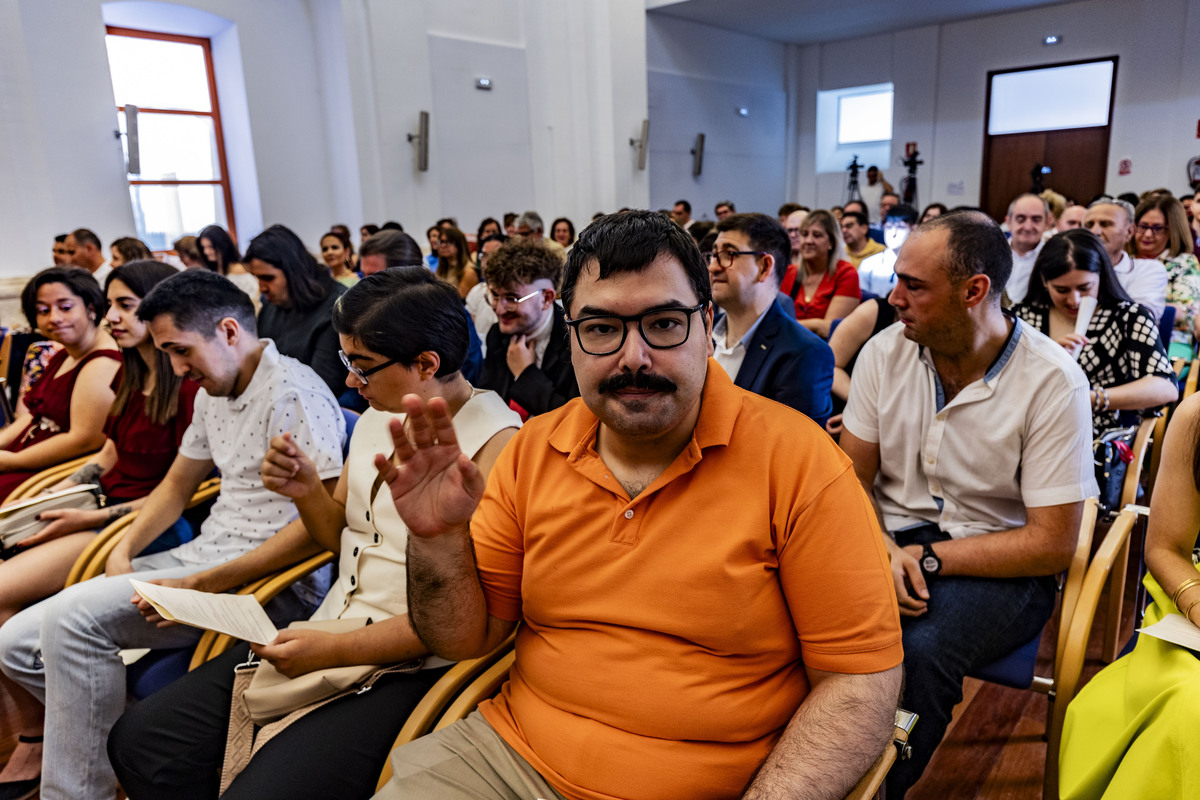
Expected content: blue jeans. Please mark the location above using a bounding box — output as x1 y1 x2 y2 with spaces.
885 526 1057 797
0 551 312 800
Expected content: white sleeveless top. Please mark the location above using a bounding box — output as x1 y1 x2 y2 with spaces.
310 390 520 667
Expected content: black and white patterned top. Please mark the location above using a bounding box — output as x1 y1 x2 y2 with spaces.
1012 300 1174 433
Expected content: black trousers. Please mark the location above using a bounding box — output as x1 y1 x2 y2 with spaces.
108 641 449 800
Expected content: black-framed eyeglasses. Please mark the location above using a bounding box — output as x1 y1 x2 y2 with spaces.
338 349 400 385
565 303 707 356
1135 223 1168 236
703 250 766 269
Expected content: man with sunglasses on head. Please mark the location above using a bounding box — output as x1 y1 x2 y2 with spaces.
373 210 903 800
709 212 834 427
476 237 578 418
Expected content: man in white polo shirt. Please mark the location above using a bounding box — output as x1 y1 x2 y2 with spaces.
1084 197 1168 318
0 269 345 800
839 211 1096 796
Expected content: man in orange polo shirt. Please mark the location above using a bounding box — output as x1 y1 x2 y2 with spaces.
375 210 904 800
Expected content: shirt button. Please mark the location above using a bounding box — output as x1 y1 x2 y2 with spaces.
927 457 935 465
350 575 356 586
374 533 380 543
365 511 371 521
624 510 634 519
352 547 359 557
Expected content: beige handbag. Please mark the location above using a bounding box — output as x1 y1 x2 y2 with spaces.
219 617 422 794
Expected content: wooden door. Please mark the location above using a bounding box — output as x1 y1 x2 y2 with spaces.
983 128 1111 221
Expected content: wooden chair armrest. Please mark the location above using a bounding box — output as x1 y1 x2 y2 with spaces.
1052 509 1139 739
1185 357 1200 400
434 650 516 731
1056 498 1099 671
845 709 917 800
376 630 519 790
189 551 336 668
7 454 98 503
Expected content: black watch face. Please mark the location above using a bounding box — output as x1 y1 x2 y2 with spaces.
922 554 939 574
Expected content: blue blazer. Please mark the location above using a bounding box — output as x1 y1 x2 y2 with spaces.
733 301 834 428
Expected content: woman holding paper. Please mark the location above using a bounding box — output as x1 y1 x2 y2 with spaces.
1011 229 1177 435
1058 392 1200 798
0 261 199 798
109 268 521 799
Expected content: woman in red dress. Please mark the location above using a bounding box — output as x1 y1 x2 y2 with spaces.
780 209 862 338
0 268 121 503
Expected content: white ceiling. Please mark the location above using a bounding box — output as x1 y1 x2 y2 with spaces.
645 0 1079 45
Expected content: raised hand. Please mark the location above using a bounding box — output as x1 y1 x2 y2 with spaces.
262 432 321 499
374 394 485 539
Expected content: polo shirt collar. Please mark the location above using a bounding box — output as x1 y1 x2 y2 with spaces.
548 357 741 466
917 315 1022 410
228 339 279 411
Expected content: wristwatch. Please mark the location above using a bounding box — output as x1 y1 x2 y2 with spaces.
920 543 942 580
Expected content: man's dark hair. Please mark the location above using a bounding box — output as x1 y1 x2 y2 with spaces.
198 225 241 274
380 221 404 232
920 211 1012 301
778 202 803 218
714 200 735 215
562 210 710 315
715 213 790 285
689 220 715 244
54 234 67 244
503 212 517 227
358 230 424 267
22 266 107 328
841 211 868 228
843 200 869 224
884 204 919 226
70 228 101 250
674 199 692 214
331 267 467 378
360 224 380 237
435 217 457 229
137 269 257 336
484 238 564 291
244 224 339 312
882 192 900 202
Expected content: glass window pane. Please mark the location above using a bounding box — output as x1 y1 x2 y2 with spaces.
105 35 212 112
989 61 1114 135
838 91 893 145
130 184 227 251
118 112 220 180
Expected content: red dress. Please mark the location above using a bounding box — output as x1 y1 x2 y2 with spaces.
780 260 862 321
0 347 121 502
101 377 199 502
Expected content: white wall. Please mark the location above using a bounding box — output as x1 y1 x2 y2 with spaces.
0 0 649 284
645 14 788 220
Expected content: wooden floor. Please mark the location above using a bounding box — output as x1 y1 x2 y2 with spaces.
907 528 1142 800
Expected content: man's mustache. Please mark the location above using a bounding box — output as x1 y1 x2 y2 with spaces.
598 372 677 394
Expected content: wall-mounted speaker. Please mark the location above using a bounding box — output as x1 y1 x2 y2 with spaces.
124 104 140 175
691 133 705 177
629 119 649 170
407 111 430 172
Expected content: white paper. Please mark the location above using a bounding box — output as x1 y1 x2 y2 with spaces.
130 579 278 645
1137 614 1200 651
1073 296 1097 338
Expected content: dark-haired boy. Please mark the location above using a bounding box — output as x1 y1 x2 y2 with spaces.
0 270 345 799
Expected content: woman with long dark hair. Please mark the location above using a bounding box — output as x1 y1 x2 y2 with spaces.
1012 229 1177 433
0 261 198 797
319 230 358 288
198 225 259 304
435 226 478 299
244 225 347 396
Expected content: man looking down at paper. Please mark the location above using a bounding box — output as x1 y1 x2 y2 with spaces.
107 268 520 800
0 270 345 800
373 210 904 800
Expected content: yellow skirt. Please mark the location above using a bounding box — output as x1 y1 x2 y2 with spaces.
1059 566 1200 799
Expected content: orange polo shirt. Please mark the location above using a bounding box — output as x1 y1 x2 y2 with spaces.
473 361 902 800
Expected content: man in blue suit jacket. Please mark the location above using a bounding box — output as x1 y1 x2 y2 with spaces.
709 213 835 427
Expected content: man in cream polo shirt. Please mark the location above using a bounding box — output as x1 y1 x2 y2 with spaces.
839 210 1097 797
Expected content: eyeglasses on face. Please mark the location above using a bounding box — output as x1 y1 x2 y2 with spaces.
338 349 400 385
1135 223 1168 236
703 250 766 269
565 303 706 356
486 289 543 308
